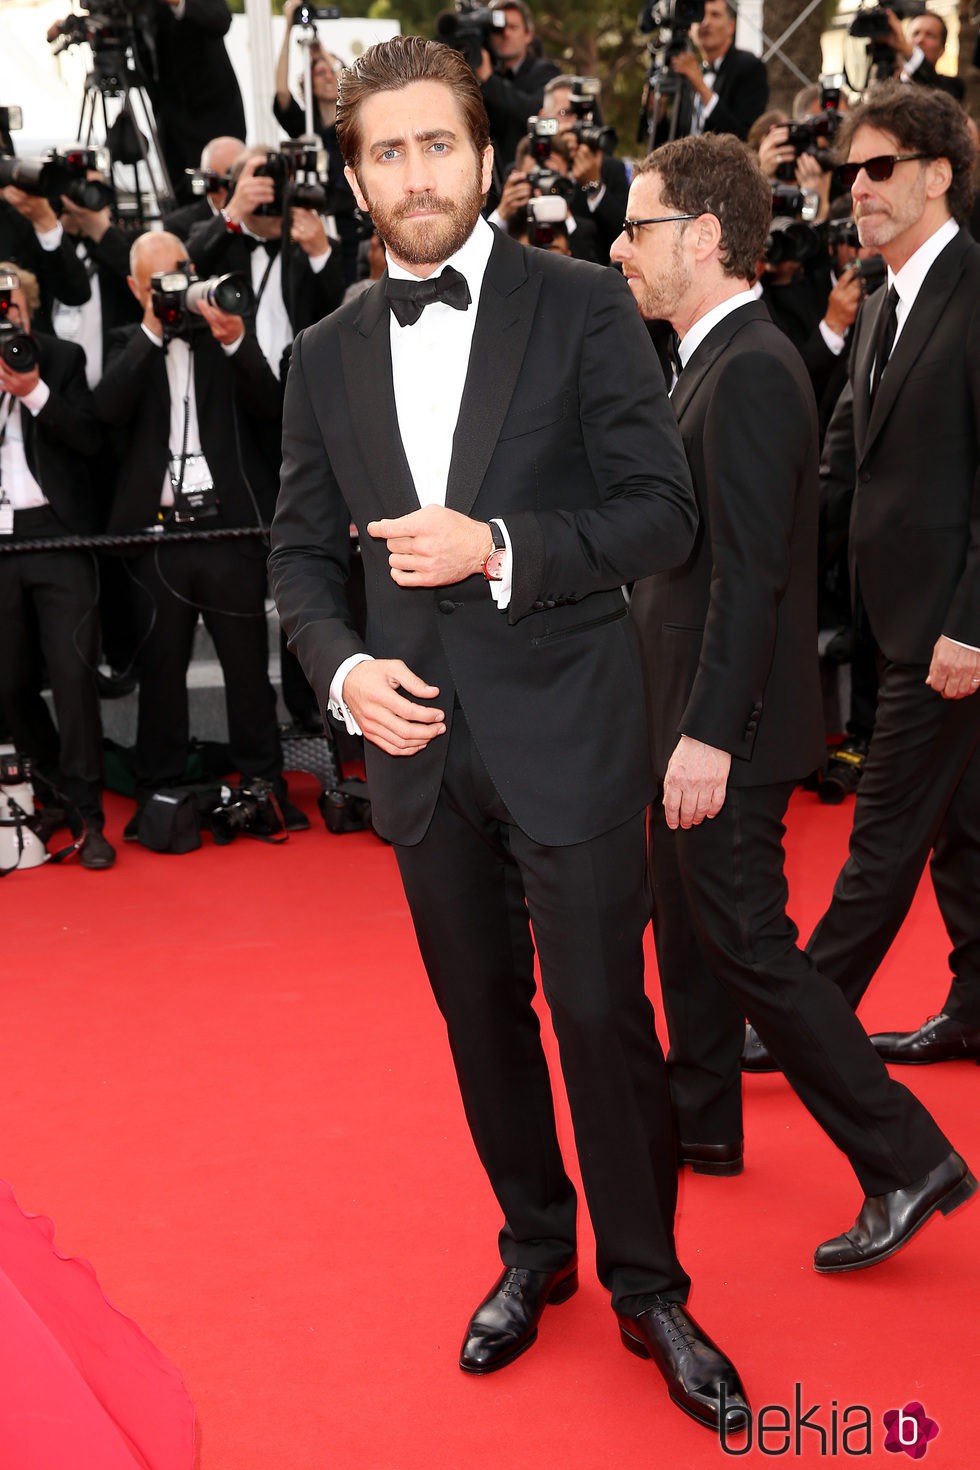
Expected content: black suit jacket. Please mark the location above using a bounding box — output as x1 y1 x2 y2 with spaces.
481 54 562 170
19 332 102 533
269 228 698 846
94 325 283 532
821 229 980 664
657 45 769 145
631 302 825 786
0 204 91 333
184 213 345 345
570 155 629 265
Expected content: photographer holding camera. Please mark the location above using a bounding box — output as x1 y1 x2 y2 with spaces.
466 0 559 170
535 77 628 265
93 231 307 834
186 145 344 382
883 7 965 101
164 135 245 241
650 0 768 144
0 177 91 335
489 133 600 261
0 263 112 868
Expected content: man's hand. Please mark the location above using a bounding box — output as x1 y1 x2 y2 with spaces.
475 47 495 83
571 144 602 189
496 169 532 223
663 735 732 831
196 299 244 346
884 8 913 60
794 150 831 218
367 505 493 587
670 50 712 102
926 635 980 700
0 357 41 398
757 124 795 181
289 206 329 257
823 263 863 338
343 659 446 756
2 185 59 234
59 194 111 243
224 156 275 225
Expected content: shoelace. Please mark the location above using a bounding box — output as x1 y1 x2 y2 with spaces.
499 1268 531 1299
650 1302 698 1349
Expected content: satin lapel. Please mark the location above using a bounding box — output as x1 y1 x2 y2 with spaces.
669 301 766 423
444 232 540 516
863 238 966 456
338 275 420 519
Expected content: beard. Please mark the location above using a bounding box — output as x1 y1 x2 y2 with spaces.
630 235 693 325
362 173 485 270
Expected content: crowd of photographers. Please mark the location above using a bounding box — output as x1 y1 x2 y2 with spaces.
0 0 974 870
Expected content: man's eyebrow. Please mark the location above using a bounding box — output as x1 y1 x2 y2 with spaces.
369 128 460 153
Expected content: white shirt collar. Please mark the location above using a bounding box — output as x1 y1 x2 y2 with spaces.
889 217 959 309
678 288 757 368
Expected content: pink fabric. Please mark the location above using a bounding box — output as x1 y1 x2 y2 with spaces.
0 1181 195 1470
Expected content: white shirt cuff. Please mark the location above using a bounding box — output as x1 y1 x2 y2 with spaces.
222 333 245 356
22 380 51 415
488 517 512 611
702 92 720 122
903 46 925 77
329 653 373 735
819 318 847 356
946 637 980 653
36 222 64 251
308 247 330 275
141 323 165 348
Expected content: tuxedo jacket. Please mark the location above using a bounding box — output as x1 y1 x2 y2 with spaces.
269 229 698 847
0 204 91 333
94 324 283 532
656 45 769 146
821 229 980 663
184 214 345 340
17 332 102 534
631 302 825 786
570 155 629 265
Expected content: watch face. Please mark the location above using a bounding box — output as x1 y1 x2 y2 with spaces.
484 548 506 580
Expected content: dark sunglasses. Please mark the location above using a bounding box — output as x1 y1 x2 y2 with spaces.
834 152 930 190
621 214 698 243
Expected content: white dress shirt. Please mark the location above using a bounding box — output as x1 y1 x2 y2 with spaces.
0 383 51 512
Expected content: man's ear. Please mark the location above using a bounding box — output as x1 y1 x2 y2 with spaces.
344 164 369 215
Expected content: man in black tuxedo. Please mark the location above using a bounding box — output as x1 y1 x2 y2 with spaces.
613 135 975 1269
0 186 91 334
537 77 629 266
93 232 306 831
270 34 750 1433
163 136 244 242
885 9 966 102
805 85 980 1063
654 0 768 146
0 263 112 867
474 0 560 170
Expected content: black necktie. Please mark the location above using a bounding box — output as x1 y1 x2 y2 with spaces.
385 266 471 328
870 284 899 404
667 329 683 386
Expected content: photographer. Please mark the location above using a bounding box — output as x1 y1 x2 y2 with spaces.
186 146 344 381
0 263 113 868
488 135 599 262
273 2 359 285
51 173 142 390
885 8 965 101
93 231 306 833
654 0 768 143
163 135 245 241
470 0 559 170
0 181 91 335
536 78 628 264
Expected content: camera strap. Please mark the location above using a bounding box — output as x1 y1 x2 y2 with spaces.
0 394 12 532
252 245 278 312
168 338 217 523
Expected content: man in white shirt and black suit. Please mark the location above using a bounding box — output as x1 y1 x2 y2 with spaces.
270 33 751 1434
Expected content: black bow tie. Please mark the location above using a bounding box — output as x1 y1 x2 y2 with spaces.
245 235 281 258
385 265 471 328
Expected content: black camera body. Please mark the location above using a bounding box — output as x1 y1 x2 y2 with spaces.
210 781 285 845
150 266 255 343
253 142 329 218
765 185 823 268
293 4 341 25
848 0 924 40
436 2 507 73
186 168 230 199
564 78 616 155
525 167 576 203
776 109 843 183
0 270 39 375
0 144 113 211
641 0 705 29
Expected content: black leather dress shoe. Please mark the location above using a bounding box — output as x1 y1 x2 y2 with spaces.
814 1150 978 1273
740 1023 778 1073
869 1013 980 1065
79 827 116 870
678 1141 744 1176
617 1302 750 1432
459 1258 578 1374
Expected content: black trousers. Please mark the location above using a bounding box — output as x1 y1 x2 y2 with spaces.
127 539 281 791
650 782 951 1197
394 709 688 1314
0 514 104 820
808 660 980 1021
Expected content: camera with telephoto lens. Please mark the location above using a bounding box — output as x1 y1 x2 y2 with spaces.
847 0 924 40
435 1 507 74
0 271 39 374
640 0 705 101
776 93 844 183
150 265 255 342
210 780 285 845
0 144 114 211
565 77 616 156
765 185 823 268
253 141 329 218
826 219 888 295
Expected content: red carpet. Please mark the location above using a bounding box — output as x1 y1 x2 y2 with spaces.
5 778 979 1468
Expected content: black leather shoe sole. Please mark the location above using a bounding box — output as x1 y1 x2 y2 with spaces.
458 1268 578 1375
814 1170 978 1274
678 1143 744 1177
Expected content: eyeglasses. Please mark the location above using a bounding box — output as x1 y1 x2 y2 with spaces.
834 153 930 190
621 214 698 242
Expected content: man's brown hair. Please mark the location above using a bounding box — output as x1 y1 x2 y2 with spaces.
634 134 772 281
335 35 490 172
834 79 975 225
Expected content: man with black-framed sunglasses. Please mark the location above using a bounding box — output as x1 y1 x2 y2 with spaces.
744 81 980 1086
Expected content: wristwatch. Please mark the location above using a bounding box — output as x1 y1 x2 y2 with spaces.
482 521 506 582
